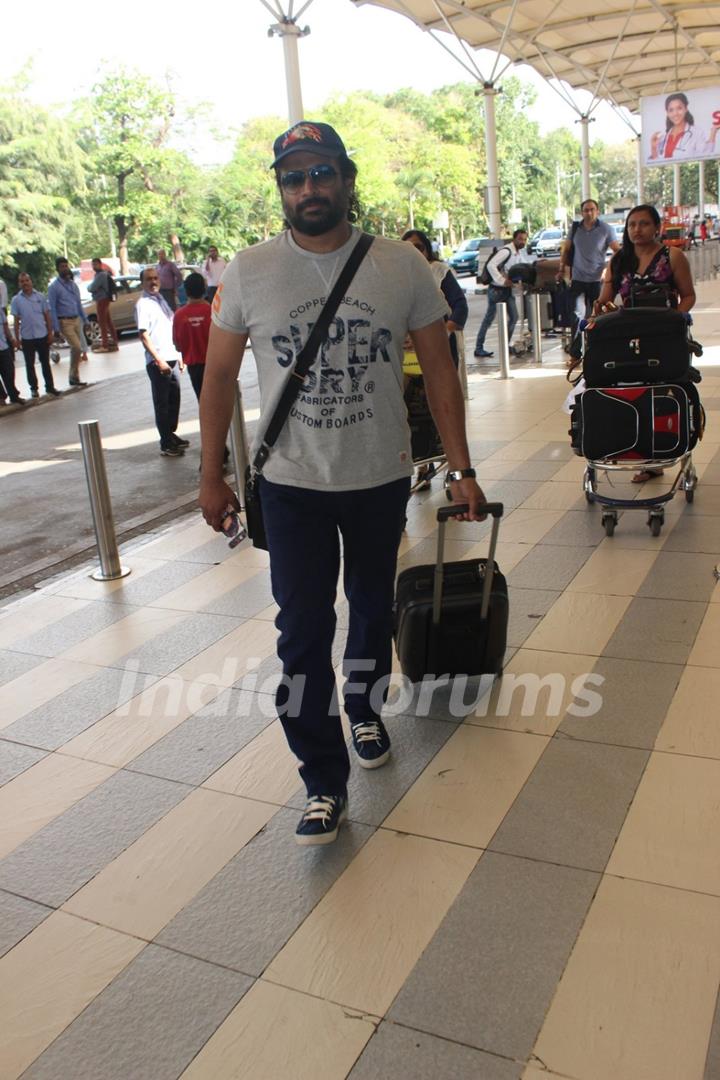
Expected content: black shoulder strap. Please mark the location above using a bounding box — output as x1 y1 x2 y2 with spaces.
497 245 512 270
253 231 374 471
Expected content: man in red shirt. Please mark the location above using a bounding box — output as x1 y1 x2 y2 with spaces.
172 272 211 400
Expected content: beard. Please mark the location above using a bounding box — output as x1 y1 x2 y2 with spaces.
283 191 348 236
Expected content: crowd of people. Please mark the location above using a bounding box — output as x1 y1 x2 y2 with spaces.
0 248 226 411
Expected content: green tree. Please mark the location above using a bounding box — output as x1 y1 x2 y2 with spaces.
81 69 178 272
0 82 86 286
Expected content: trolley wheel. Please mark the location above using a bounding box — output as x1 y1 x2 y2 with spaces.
649 514 663 537
685 488 694 504
602 512 617 537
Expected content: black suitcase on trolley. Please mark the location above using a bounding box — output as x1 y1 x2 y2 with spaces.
394 503 507 684
583 307 691 386
570 383 703 461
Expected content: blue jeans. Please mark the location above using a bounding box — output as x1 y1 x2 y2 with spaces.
475 286 518 351
260 475 410 796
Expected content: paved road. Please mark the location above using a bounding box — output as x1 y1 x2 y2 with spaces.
0 334 261 593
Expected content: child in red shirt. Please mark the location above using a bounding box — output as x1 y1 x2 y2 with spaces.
173 271 229 466
172 272 211 401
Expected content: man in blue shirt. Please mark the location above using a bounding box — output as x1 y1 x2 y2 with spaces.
10 273 59 398
47 258 88 387
557 200 619 325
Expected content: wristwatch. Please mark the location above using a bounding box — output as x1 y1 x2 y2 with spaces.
444 468 477 485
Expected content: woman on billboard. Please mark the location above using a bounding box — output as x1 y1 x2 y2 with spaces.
650 92 719 160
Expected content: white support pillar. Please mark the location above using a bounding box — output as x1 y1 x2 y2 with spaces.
673 163 681 206
268 17 309 125
482 84 502 239
636 135 644 203
699 160 706 220
579 116 592 202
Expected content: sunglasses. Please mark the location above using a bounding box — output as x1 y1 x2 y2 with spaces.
279 164 339 193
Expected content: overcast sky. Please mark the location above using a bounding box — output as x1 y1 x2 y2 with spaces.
6 0 636 159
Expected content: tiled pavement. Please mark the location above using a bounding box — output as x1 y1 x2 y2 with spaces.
1 293 720 1078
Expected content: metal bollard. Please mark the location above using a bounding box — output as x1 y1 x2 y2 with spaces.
496 302 511 379
229 381 250 507
78 420 130 581
530 292 543 363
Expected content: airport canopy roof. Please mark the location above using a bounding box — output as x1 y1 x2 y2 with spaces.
353 0 720 117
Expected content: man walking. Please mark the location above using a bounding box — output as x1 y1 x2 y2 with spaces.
11 273 59 398
47 258 88 387
87 258 119 352
156 250 183 311
203 246 227 303
136 267 188 457
474 229 533 358
199 121 485 846
557 199 619 324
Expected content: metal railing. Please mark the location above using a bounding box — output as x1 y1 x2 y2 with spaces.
687 238 720 283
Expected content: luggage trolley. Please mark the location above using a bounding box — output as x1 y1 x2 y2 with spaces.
569 305 704 538
403 348 449 494
582 454 698 538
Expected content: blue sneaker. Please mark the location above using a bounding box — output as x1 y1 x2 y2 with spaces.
350 718 391 769
295 794 348 846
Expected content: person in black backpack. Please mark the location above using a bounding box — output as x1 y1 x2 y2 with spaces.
473 229 531 358
557 200 619 328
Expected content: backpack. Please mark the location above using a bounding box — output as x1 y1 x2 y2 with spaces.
106 272 117 301
477 245 512 286
565 221 581 268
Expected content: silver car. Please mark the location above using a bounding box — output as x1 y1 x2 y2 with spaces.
82 265 203 345
82 275 143 346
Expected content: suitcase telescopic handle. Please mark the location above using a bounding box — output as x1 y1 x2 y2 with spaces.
432 503 504 626
436 502 504 522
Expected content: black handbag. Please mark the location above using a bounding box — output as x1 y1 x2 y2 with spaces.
243 232 374 549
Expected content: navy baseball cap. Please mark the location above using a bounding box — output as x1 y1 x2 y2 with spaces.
271 121 347 168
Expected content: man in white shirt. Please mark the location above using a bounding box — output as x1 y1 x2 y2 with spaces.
474 229 533 358
203 246 226 303
135 267 187 457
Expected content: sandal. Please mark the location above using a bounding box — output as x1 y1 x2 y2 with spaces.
632 469 664 484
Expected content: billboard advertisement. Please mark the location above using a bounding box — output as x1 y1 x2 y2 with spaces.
641 88 720 166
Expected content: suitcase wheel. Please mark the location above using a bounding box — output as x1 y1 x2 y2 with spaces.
648 511 664 537
602 512 617 537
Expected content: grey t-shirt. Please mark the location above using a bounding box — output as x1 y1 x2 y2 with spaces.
212 228 448 492
572 220 616 282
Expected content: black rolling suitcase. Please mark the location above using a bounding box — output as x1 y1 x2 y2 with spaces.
582 307 691 386
394 503 507 684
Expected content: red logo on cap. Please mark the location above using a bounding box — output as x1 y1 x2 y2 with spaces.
282 123 324 149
